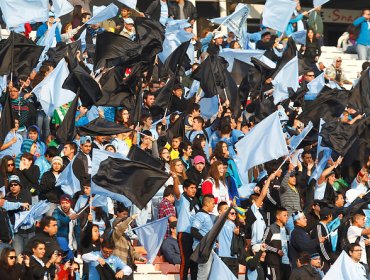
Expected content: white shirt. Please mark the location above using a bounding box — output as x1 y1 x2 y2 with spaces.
348 225 367 264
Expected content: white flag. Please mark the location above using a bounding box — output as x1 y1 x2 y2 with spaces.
313 0 330 8
52 0 74 18
87 3 119 25
262 0 297 32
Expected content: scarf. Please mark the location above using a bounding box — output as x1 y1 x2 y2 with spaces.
183 192 199 212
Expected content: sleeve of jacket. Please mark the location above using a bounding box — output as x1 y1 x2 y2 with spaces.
112 217 133 242
262 226 278 253
293 230 320 253
316 224 331 262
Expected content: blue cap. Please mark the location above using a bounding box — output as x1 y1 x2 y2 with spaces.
80 136 92 145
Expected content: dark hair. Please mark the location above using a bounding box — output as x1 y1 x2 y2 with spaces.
39 216 57 231
0 156 16 188
116 203 129 214
101 239 115 250
81 12 91 21
306 28 317 42
303 69 315 76
143 91 155 101
0 247 16 270
65 141 78 155
213 141 228 161
217 201 228 212
348 242 361 253
169 221 177 230
21 152 35 164
140 113 152 126
298 252 311 265
45 146 58 158
183 179 196 189
94 207 105 222
202 194 215 206
193 116 205 126
261 31 271 39
179 141 192 157
362 61 370 72
72 5 83 18
163 186 174 198
187 103 200 115
276 207 288 216
31 239 45 250
230 40 241 49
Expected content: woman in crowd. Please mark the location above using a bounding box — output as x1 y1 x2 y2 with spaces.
0 247 30 280
0 156 18 191
17 152 40 201
300 28 322 68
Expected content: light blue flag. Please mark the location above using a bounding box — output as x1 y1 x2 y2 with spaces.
290 30 307 45
314 0 330 7
165 18 190 33
14 200 50 232
52 0 74 18
327 217 341 252
158 30 194 63
36 22 58 70
91 148 132 207
237 183 257 199
323 251 367 280
32 59 76 116
219 48 265 71
185 80 200 99
235 111 289 175
327 80 342 89
132 217 169 263
0 75 7 93
56 156 81 196
272 56 299 104
262 0 297 32
209 251 238 280
218 4 249 39
305 72 325 101
364 209 370 228
117 0 137 11
309 119 332 183
209 16 228 25
0 186 5 197
87 3 119 25
289 121 313 151
199 95 219 120
0 0 49 28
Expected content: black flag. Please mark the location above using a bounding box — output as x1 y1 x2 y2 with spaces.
0 32 44 77
163 40 191 77
0 94 15 146
92 157 170 209
271 37 297 79
127 145 164 170
94 31 142 70
166 113 185 143
78 118 132 136
231 58 253 85
347 68 370 116
56 94 79 144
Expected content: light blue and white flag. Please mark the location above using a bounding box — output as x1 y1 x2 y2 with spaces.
158 30 194 63
117 0 137 11
0 75 7 93
327 216 341 252
305 72 325 100
219 48 265 71
14 200 50 231
56 156 81 196
52 0 74 18
217 4 249 39
323 250 367 280
290 30 307 45
132 217 169 263
0 0 49 28
199 95 219 120
237 183 257 199
91 148 132 207
314 0 330 8
185 80 200 99
87 3 119 25
272 56 299 104
327 80 342 89
32 59 76 116
36 22 58 69
289 121 313 151
262 0 297 32
166 18 190 33
364 209 370 228
209 251 238 280
235 111 289 175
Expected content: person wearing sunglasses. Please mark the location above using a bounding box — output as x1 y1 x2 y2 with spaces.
325 56 352 87
0 247 31 280
0 156 18 191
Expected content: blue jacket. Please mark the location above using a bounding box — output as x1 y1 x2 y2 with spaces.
353 17 370 46
285 14 304 36
36 23 62 43
52 207 80 248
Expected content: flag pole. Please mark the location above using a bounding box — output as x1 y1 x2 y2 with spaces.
89 194 92 214
10 32 15 83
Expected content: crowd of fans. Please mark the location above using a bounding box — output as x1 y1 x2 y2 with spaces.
0 0 369 280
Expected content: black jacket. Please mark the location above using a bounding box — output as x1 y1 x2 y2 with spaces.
168 1 197 21
25 231 61 262
0 207 12 243
262 223 289 266
17 166 40 196
289 265 322 280
39 171 64 204
311 222 336 264
29 256 54 280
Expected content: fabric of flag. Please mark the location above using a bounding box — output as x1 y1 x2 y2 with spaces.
0 0 49 28
165 113 185 143
219 48 265 72
289 121 314 151
163 40 191 77
209 251 238 280
327 217 341 252
199 95 219 120
78 118 132 136
90 149 132 207
55 94 79 144
347 68 370 116
92 157 169 209
35 23 58 70
364 209 370 228
86 3 119 25
52 0 74 18
323 251 367 280
231 58 253 85
218 3 249 39
235 111 289 173
271 38 297 80
56 156 81 196
94 31 142 70
185 80 200 99
272 56 299 104
305 72 325 100
0 94 15 146
14 200 50 232
131 90 143 126
118 0 137 10
290 30 307 45
158 29 193 63
132 217 169 263
32 59 75 116
0 32 44 77
262 0 297 32
191 207 232 263
154 77 177 110
314 0 330 8
127 145 164 170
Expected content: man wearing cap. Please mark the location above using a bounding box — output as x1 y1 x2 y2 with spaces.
311 207 336 272
77 136 92 177
5 175 32 254
289 211 326 267
52 194 80 251
36 12 62 43
289 252 322 280
120 17 136 40
206 31 225 55
310 253 325 278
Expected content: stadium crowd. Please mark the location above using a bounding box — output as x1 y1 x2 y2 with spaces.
0 0 369 280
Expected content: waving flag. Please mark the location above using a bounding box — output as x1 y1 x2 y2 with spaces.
262 0 297 32
305 72 325 100
314 0 330 8
219 48 265 71
158 30 193 63
87 4 119 25
323 251 367 279
32 59 76 116
0 0 49 28
56 156 81 196
289 121 314 151
52 0 74 18
14 200 50 232
118 0 137 11
218 3 249 39
290 30 307 45
209 252 238 280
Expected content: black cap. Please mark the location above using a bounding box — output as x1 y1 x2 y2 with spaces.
319 207 333 218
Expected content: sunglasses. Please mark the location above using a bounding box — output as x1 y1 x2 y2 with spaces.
229 212 236 215
8 163 14 167
10 183 19 187
336 60 342 62
8 256 16 260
